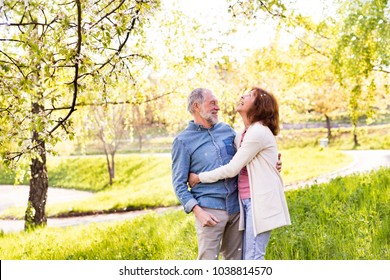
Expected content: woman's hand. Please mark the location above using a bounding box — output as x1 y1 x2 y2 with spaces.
276 153 282 172
188 173 201 188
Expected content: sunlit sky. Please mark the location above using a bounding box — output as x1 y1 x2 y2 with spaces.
164 0 331 60
177 0 329 20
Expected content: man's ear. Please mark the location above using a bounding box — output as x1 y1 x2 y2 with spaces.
193 102 200 112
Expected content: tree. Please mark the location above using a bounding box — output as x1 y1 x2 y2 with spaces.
230 0 389 146
123 0 249 133
331 0 390 147
88 104 129 185
284 22 348 141
0 0 159 230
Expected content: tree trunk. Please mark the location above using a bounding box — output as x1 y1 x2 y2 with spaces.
104 144 115 185
138 134 143 151
352 124 359 148
110 152 115 183
353 132 359 147
25 104 49 231
325 114 332 142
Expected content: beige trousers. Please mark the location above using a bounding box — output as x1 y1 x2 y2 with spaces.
194 207 242 260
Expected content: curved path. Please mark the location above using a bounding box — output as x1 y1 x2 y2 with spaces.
285 150 390 190
1 150 389 233
0 185 93 213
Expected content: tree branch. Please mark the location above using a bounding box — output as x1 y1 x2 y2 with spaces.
258 0 286 18
0 38 25 43
0 22 53 26
43 90 179 112
373 67 390 74
0 50 26 78
78 8 141 81
48 0 82 135
292 32 329 58
90 0 127 29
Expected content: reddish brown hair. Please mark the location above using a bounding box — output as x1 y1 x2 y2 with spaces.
246 87 280 135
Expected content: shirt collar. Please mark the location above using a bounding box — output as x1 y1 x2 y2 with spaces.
188 120 217 130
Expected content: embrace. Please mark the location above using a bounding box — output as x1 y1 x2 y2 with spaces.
172 87 291 260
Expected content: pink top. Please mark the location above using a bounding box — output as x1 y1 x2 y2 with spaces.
238 130 250 200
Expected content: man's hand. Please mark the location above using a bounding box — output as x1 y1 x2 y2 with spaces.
192 205 220 227
276 153 282 172
188 173 200 188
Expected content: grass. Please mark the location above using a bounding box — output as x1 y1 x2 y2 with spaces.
279 147 352 184
0 167 388 260
267 167 390 260
0 210 197 260
0 148 352 218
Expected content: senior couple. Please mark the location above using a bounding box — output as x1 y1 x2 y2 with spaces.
171 87 291 260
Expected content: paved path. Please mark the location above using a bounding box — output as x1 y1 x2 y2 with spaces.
1 150 389 233
0 185 93 213
285 150 390 190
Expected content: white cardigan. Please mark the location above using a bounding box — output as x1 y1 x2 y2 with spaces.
199 122 291 235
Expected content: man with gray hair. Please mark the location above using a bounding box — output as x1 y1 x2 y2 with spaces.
172 88 242 259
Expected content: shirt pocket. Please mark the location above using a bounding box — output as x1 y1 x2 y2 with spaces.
223 138 235 156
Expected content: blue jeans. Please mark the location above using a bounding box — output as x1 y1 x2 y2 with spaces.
242 198 272 260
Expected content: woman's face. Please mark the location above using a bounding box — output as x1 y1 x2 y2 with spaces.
237 90 256 115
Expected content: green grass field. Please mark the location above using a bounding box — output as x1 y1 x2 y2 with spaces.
0 167 388 260
267 167 390 259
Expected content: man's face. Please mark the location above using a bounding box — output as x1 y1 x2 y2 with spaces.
199 91 220 126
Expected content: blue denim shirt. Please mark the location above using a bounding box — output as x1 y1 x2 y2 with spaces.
172 121 239 215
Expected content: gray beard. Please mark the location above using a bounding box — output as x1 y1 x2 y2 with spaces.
200 111 218 126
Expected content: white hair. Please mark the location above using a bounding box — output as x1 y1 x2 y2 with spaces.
187 88 210 115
